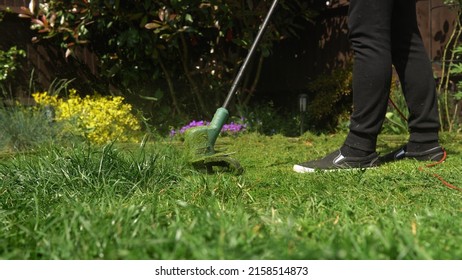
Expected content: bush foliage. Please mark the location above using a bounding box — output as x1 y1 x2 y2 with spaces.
305 66 353 131
19 0 320 120
33 89 141 144
0 46 26 92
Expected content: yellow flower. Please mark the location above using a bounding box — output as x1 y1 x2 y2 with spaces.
32 89 141 144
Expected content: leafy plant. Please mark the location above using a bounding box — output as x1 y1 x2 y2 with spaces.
304 66 353 132
445 45 462 131
19 0 320 118
436 0 462 132
33 89 142 144
237 101 299 136
0 46 26 93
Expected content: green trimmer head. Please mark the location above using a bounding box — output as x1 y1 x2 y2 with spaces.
184 107 244 174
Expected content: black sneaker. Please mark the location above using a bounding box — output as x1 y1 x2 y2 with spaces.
293 149 379 173
379 145 445 163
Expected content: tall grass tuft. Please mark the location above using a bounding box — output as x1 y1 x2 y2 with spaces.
0 143 187 259
0 105 66 152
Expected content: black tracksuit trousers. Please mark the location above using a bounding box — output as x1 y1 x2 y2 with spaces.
344 0 440 152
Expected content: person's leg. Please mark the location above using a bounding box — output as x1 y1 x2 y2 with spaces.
293 0 392 173
390 0 440 147
293 0 443 173
378 0 444 163
343 0 395 153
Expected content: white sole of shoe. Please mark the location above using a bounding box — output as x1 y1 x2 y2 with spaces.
292 164 316 173
292 164 376 173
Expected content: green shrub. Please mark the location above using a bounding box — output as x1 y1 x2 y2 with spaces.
33 89 142 144
305 66 353 132
0 46 26 92
238 101 299 136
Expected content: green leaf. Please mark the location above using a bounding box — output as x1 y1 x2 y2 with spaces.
145 21 162 30
185 14 193 23
154 88 164 99
450 64 462 74
454 91 462 101
139 95 158 101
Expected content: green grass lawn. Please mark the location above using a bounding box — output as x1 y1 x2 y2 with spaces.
0 132 461 259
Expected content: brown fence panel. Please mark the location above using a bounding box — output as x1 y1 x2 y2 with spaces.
1 9 99 98
0 0 28 13
417 0 458 66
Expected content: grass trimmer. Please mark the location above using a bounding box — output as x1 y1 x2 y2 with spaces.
184 0 280 174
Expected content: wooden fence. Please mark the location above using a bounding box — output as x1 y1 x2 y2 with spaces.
1 1 98 101
0 0 27 13
259 0 458 95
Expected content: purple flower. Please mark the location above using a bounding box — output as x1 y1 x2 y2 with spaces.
222 122 246 133
170 119 246 137
178 120 210 134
